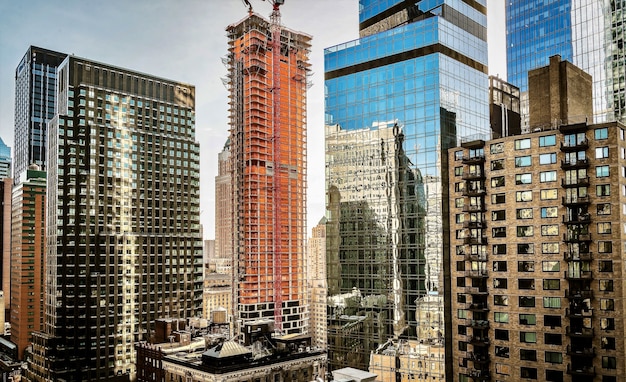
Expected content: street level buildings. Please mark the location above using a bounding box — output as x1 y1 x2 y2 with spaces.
26 54 202 381
225 12 311 334
449 57 625 382
324 0 490 375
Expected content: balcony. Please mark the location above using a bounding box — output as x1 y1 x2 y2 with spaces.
560 139 589 152
466 286 488 295
462 155 485 165
466 269 488 278
566 346 596 358
566 326 594 338
461 139 485 149
565 289 594 299
463 220 486 229
565 307 593 318
463 236 487 245
467 351 490 365
561 176 590 188
465 253 488 262
562 233 591 243
567 365 596 377
559 122 589 134
469 336 490 346
462 187 486 197
469 320 489 329
462 204 486 213
564 270 592 280
564 252 593 261
562 213 591 225
469 303 489 312
462 171 485 181
562 196 590 206
561 158 589 169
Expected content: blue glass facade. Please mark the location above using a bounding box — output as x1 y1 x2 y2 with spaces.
506 1 625 123
325 0 490 376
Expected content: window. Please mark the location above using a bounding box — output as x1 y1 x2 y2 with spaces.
516 190 532 202
454 182 465 192
599 260 613 272
519 314 536 325
454 166 463 176
515 138 531 150
494 329 509 341
493 278 507 289
456 261 465 271
454 150 463 160
601 337 616 350
602 356 617 370
519 296 535 307
493 261 507 271
596 146 609 158
596 165 610 177
600 298 614 311
597 222 611 234
491 142 504 154
539 153 557 164
540 171 557 182
491 159 504 171
492 227 507 238
597 184 610 196
496 363 510 376
494 312 509 323
493 244 506 255
458 325 466 335
542 243 559 254
598 241 613 253
539 135 556 147
520 332 536 343
492 210 506 221
492 193 505 204
457 309 468 319
601 317 615 330
597 203 611 215
518 279 534 289
518 261 534 272
543 280 560 291
517 243 534 254
543 297 561 308
599 279 614 291
494 295 508 306
544 315 561 327
458 341 468 351
520 367 537 380
516 208 533 219
541 207 558 218
455 198 464 208
491 176 505 187
541 225 558 236
544 333 562 345
515 173 532 184
540 189 558 200
542 261 559 272
515 155 532 167
517 226 533 237
495 346 509 358
595 127 608 140
520 349 537 361
545 352 562 364
545 370 563 382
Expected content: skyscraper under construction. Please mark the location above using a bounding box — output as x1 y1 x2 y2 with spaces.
225 8 311 335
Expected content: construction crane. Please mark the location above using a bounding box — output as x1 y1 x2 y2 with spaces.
240 0 286 332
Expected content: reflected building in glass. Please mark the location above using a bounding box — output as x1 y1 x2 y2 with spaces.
506 1 626 126
324 0 490 376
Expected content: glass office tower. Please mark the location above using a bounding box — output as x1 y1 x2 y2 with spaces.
506 1 624 125
324 0 489 376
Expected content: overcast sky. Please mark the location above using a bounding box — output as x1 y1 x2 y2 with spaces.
0 0 505 239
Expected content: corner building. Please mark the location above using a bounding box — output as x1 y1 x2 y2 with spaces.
27 56 202 381
324 0 490 375
225 13 310 334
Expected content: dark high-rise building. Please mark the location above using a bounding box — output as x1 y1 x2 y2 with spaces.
27 55 202 381
506 1 626 126
324 0 490 376
489 76 521 138
225 11 311 335
14 46 67 180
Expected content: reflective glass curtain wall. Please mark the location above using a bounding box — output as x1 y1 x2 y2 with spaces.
325 0 489 375
506 1 625 125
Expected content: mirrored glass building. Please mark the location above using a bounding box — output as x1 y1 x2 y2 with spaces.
506 1 626 126
324 0 490 376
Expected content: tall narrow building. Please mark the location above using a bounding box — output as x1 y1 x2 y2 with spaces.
10 165 46 360
225 11 311 335
27 55 202 381
14 46 67 180
0 139 11 320
506 1 625 126
324 0 490 375
307 217 327 350
214 140 233 274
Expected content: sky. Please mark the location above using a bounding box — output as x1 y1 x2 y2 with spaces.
0 0 506 239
